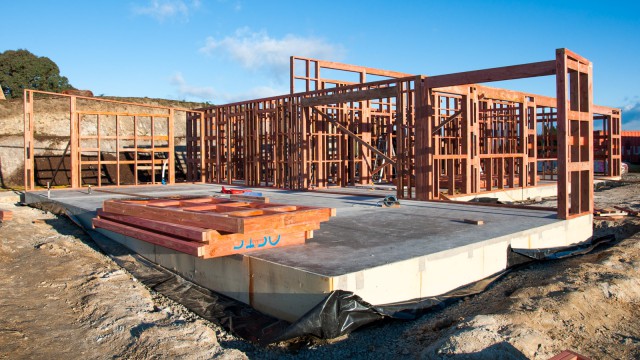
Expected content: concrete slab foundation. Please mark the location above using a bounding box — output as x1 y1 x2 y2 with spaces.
24 184 593 322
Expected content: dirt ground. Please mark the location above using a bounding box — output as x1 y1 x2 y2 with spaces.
1 176 639 359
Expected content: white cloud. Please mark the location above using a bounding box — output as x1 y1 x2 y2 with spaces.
199 27 344 77
133 0 200 22
170 72 215 100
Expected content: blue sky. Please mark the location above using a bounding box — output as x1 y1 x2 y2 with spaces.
2 0 639 129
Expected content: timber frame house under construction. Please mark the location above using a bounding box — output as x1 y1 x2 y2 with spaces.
184 48 621 220
24 48 622 221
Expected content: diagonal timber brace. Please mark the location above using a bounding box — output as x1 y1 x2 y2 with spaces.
432 109 463 135
310 106 396 165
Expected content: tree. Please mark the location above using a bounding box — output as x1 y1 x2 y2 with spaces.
0 49 74 99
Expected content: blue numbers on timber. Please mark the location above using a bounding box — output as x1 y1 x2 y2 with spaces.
233 235 281 250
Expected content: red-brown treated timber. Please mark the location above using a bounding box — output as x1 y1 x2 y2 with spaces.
291 56 412 78
300 86 397 107
592 104 618 115
203 230 308 258
548 349 592 360
92 217 206 256
96 209 212 242
102 198 334 234
427 60 556 89
432 109 464 135
98 208 320 241
311 106 396 165
0 210 13 221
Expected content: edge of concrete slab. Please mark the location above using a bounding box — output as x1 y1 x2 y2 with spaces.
22 190 593 323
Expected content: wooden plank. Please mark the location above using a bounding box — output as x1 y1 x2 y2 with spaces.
556 50 569 219
548 349 591 360
463 219 484 225
102 198 334 234
92 217 205 257
203 230 307 258
0 210 13 221
301 86 397 107
208 222 320 242
169 108 176 185
96 209 211 242
614 206 638 216
103 200 242 233
592 104 617 116
292 56 412 79
70 96 79 188
427 60 556 89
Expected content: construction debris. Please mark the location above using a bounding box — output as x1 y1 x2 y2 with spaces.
548 349 592 360
377 195 400 208
463 219 484 225
614 205 639 216
594 207 628 220
92 197 335 258
0 210 13 221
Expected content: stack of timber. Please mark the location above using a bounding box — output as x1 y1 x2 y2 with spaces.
0 210 13 222
92 197 335 258
594 207 627 220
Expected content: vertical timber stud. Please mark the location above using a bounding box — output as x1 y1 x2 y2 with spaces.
23 90 35 191
395 85 405 199
471 87 481 193
414 76 433 201
462 90 472 194
414 77 426 200
168 108 175 185
556 50 569 219
556 48 593 219
70 95 79 188
225 111 232 184
200 110 206 183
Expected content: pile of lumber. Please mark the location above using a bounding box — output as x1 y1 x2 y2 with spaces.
594 207 628 220
92 196 335 259
0 210 13 222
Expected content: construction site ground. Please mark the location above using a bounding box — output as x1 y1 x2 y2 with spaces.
1 175 639 359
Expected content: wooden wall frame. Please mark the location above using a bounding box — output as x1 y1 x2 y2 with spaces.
187 49 618 220
23 90 202 191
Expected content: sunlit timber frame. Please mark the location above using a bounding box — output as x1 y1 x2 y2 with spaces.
23 89 203 191
21 49 620 221
186 49 620 220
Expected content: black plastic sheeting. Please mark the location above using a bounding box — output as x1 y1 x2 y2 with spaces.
510 233 616 260
264 269 511 344
58 204 616 346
